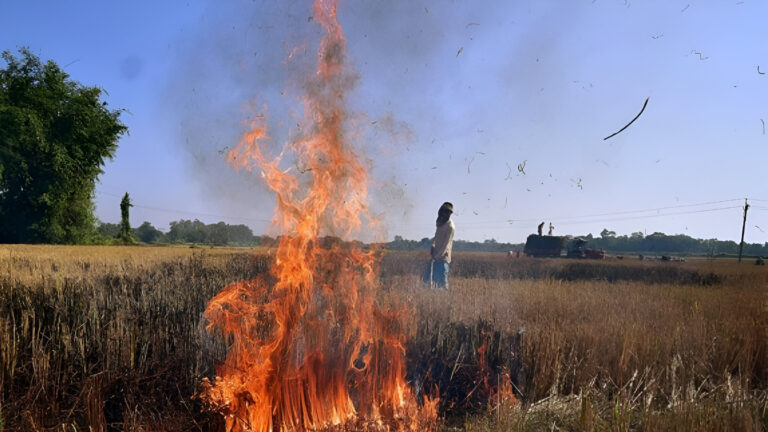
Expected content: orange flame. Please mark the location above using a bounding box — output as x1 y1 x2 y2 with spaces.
199 1 436 430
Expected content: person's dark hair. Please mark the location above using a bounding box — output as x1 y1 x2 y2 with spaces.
436 202 453 226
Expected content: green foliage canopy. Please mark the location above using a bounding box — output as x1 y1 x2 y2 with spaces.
0 48 127 243
119 192 133 242
134 221 163 243
166 219 257 245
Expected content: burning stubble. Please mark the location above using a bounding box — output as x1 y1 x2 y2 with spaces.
198 1 438 431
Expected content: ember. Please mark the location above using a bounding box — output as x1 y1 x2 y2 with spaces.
198 0 437 430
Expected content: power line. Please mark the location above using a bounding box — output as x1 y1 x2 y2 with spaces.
457 198 745 227
95 190 272 224
392 205 743 232
551 205 742 226
94 189 755 231
458 206 742 229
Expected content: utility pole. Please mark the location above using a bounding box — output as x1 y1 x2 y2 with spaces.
738 198 749 263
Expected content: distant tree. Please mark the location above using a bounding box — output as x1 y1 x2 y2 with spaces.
259 235 276 247
167 219 208 243
208 221 229 245
119 193 133 243
419 237 432 249
134 221 163 243
0 48 127 243
96 221 120 238
226 224 255 244
600 228 616 239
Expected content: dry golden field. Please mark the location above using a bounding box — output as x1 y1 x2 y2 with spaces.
0 245 766 431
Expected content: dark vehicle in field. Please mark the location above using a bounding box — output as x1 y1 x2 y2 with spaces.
566 237 605 259
525 235 604 259
524 235 566 257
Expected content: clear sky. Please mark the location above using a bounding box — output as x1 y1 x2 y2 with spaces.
2 0 767 243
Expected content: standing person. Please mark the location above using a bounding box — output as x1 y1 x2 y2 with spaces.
425 202 455 289
548 222 554 236
538 221 545 236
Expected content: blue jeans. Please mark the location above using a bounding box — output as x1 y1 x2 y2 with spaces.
423 260 450 289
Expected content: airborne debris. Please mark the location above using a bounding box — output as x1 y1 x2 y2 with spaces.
691 50 709 61
604 97 649 140
517 160 527 175
759 65 766 75
457 47 464 57
505 163 514 180
466 22 480 28
681 4 690 12
762 118 765 135
295 162 312 174
571 178 583 190
756 225 765 233
652 33 664 39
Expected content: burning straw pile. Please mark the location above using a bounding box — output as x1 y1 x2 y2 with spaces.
197 1 439 430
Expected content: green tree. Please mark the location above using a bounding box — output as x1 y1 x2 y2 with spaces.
119 192 133 242
167 219 208 243
134 221 163 243
96 221 120 238
0 48 127 243
208 222 229 245
226 224 256 244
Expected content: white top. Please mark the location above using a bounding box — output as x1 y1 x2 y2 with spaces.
431 219 455 263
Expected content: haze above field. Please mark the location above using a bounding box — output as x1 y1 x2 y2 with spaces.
3 0 767 243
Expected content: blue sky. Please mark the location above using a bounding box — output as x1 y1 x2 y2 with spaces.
2 0 767 243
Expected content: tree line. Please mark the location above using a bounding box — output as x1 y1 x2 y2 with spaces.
388 235 525 253
96 219 260 245
386 231 768 256
582 229 768 257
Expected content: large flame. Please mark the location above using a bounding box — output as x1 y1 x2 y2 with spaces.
199 1 437 430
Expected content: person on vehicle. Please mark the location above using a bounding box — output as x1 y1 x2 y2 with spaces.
538 221 544 236
425 202 455 289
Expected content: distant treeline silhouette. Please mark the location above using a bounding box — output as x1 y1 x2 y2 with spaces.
97 220 768 256
97 219 258 245
387 231 768 257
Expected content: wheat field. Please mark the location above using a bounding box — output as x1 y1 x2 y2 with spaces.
0 245 766 431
